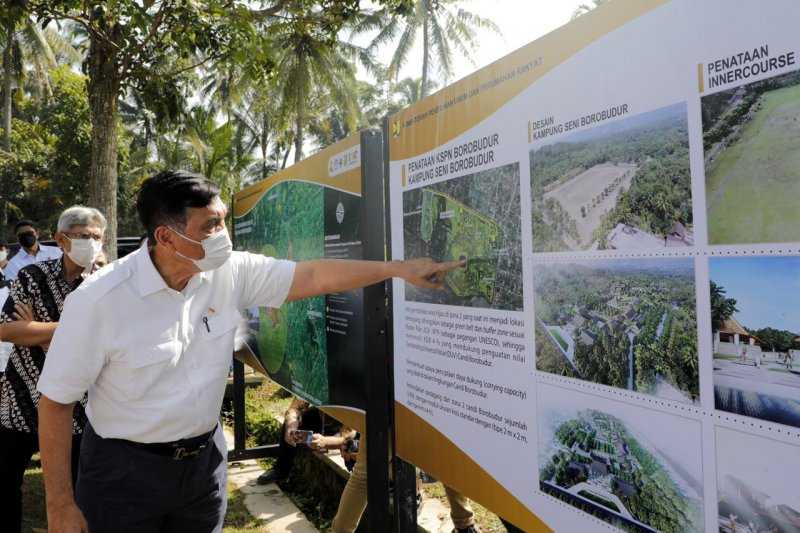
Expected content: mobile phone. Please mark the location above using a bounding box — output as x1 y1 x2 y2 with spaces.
293 430 314 445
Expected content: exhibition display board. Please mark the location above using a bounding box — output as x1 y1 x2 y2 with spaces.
386 1 800 531
233 133 380 431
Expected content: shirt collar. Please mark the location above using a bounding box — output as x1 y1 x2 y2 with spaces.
134 246 210 297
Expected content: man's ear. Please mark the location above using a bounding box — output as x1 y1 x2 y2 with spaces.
54 231 70 252
153 226 174 249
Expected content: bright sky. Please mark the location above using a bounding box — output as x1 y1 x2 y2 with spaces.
361 0 590 85
710 256 800 333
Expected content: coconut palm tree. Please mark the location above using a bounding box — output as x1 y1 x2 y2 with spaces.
393 76 437 106
2 15 80 149
266 6 375 163
182 106 254 204
366 0 499 98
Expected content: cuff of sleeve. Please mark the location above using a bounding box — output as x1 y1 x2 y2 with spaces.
37 381 84 405
275 260 297 305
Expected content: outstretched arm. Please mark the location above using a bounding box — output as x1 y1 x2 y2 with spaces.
285 258 464 302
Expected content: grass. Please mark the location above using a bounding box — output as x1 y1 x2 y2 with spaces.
706 83 800 244
549 327 569 351
22 457 46 533
577 490 621 513
224 483 266 533
421 482 507 533
714 354 741 361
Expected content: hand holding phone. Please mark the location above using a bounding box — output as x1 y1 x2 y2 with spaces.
291 430 314 446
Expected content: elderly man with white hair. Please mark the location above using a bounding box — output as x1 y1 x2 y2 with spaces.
0 205 106 533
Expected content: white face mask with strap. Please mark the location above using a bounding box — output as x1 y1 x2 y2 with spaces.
169 227 233 272
66 237 103 269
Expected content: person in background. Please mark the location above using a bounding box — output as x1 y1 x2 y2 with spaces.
0 240 9 284
330 434 482 533
0 206 106 533
4 220 62 281
256 398 351 485
0 241 10 372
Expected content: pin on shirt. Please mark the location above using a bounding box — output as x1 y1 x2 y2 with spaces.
203 307 216 332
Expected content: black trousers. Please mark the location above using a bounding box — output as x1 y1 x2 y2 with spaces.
76 423 228 533
0 426 82 533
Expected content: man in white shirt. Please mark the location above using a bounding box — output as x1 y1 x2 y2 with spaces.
4 220 63 280
37 170 462 533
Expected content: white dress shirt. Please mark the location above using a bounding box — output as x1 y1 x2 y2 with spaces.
38 246 295 443
4 244 62 280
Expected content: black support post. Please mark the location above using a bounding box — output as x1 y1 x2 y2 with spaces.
362 129 393 532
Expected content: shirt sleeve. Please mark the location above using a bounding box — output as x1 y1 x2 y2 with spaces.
4 257 20 281
37 289 105 404
233 252 296 310
0 273 34 324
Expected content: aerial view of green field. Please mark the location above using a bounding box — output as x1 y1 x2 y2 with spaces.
235 181 329 404
530 103 693 252
538 384 704 533
703 69 800 245
403 162 523 310
534 258 699 404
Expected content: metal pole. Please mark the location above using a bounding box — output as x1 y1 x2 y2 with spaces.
362 129 393 532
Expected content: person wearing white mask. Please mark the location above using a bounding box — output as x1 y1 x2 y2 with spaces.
0 205 106 532
36 170 463 533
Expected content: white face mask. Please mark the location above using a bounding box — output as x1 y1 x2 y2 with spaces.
66 237 103 269
170 227 233 272
0 250 7 262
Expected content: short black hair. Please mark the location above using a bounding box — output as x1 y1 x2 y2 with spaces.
136 170 221 243
14 220 36 233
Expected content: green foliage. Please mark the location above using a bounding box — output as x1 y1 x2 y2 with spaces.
367 0 499 92
0 67 95 234
709 280 738 333
748 327 799 353
244 386 283 446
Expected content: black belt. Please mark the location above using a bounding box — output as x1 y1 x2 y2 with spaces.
123 428 216 460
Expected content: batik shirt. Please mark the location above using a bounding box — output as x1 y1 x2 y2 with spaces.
0 258 87 434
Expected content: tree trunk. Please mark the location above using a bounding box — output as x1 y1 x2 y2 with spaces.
421 7 430 98
281 145 290 169
87 28 122 259
3 21 13 151
261 114 269 179
293 113 303 164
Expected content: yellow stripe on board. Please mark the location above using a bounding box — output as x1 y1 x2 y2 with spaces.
233 134 362 218
395 403 552 532
388 0 670 161
698 63 705 93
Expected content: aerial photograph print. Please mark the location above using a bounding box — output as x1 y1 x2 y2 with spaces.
703 69 800 245
538 383 704 533
235 181 330 404
710 255 800 429
716 427 800 533
402 162 523 310
533 257 699 404
530 102 693 253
